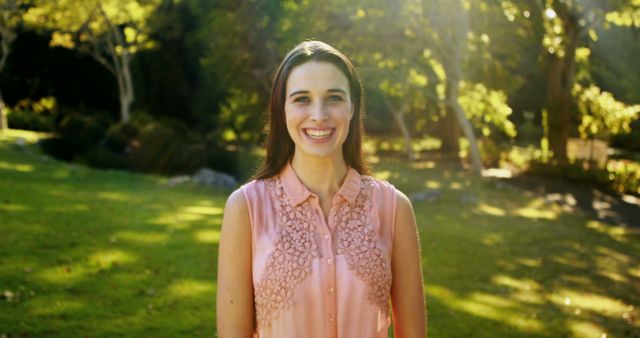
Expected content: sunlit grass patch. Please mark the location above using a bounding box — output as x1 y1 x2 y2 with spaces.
0 130 221 337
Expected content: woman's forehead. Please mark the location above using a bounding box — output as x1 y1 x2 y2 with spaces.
286 61 350 94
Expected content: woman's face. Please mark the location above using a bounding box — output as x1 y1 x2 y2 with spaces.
284 61 353 160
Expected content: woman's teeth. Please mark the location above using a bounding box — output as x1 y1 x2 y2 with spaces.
305 129 333 138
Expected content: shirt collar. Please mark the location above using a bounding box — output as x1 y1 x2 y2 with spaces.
279 161 362 206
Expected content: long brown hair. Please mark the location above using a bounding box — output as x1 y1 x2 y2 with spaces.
253 40 369 180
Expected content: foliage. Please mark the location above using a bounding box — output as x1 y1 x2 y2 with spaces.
458 82 517 139
126 119 237 175
6 107 54 131
40 110 111 161
575 83 640 139
25 0 157 52
538 0 640 161
3 0 640 187
591 25 640 104
528 159 640 196
104 121 138 153
24 0 162 122
6 96 57 131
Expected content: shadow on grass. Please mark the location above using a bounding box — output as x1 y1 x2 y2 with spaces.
377 157 640 338
0 138 226 337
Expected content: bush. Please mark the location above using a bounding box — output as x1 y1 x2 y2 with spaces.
82 146 131 170
130 123 237 176
58 113 106 153
39 111 239 177
39 137 77 161
7 109 55 132
478 138 505 167
40 111 111 162
104 122 139 153
527 159 640 196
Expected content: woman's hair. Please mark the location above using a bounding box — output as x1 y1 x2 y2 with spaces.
253 40 369 180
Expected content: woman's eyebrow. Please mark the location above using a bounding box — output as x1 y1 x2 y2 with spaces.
327 89 347 95
288 88 347 98
288 90 309 98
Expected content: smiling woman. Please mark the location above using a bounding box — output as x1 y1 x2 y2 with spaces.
285 61 353 160
216 41 427 338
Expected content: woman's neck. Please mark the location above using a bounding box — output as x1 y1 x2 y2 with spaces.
290 152 348 200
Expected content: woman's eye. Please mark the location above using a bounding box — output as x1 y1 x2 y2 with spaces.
294 96 310 103
327 95 344 102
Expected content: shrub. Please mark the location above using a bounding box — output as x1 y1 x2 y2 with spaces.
104 122 139 153
39 137 77 161
130 123 237 176
39 111 239 177
478 138 504 167
40 111 111 162
527 159 640 196
7 109 55 132
58 113 106 153
82 146 131 170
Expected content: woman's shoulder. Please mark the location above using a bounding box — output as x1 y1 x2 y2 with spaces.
360 174 411 206
234 177 277 207
240 177 273 193
360 173 398 193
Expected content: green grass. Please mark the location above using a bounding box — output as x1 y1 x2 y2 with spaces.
1 130 639 337
1 130 225 337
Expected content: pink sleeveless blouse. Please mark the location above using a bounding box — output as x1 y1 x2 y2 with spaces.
241 162 398 338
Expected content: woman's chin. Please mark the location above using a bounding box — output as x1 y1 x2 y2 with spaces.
295 145 342 160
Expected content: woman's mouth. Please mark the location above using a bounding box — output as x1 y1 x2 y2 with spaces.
303 128 335 139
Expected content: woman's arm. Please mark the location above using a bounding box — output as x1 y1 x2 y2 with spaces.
391 190 427 338
216 189 255 338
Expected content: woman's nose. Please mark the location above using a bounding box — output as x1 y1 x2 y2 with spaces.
309 102 329 122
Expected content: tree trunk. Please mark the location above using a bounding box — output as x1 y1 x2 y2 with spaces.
116 52 134 123
0 91 7 131
0 28 12 131
438 0 483 175
97 5 135 123
384 97 415 161
545 4 580 163
392 109 415 161
446 79 483 175
439 109 460 155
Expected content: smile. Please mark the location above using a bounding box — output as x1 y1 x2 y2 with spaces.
304 128 335 139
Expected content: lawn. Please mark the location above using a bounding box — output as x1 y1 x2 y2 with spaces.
1 129 639 337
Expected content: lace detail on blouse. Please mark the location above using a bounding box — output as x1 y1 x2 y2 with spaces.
254 177 320 328
334 176 392 313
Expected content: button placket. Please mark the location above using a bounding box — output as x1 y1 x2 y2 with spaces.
325 203 338 337
312 196 338 337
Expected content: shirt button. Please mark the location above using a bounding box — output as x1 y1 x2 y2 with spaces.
324 234 330 240
328 313 334 322
328 287 335 293
326 258 333 265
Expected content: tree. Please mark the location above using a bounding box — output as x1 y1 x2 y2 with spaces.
539 0 640 162
192 0 288 143
420 0 484 174
0 0 26 130
24 0 160 122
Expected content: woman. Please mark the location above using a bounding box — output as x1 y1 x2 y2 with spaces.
217 40 426 338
